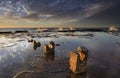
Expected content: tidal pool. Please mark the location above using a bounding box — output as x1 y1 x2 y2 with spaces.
0 32 120 78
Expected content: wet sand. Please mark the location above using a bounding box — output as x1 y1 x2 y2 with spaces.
14 56 70 78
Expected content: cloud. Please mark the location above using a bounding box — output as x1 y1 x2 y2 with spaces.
21 12 54 20
63 19 79 23
0 0 120 27
77 2 115 19
27 0 119 22
22 0 103 20
0 0 117 21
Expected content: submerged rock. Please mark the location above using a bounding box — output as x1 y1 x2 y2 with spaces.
55 44 60 46
28 39 34 42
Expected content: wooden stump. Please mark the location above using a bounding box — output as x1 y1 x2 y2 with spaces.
43 41 55 54
69 46 88 74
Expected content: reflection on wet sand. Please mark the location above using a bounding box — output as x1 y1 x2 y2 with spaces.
109 32 120 36
44 52 55 61
43 41 55 61
70 72 87 78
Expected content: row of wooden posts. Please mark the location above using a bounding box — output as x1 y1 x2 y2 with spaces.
29 39 88 74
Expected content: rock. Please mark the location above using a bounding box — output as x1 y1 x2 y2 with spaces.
28 39 34 42
69 46 88 74
55 44 60 46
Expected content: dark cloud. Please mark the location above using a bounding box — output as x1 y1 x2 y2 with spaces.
24 0 102 15
0 0 120 27
78 1 120 27
22 0 120 21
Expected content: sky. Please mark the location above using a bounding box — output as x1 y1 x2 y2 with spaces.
0 0 120 28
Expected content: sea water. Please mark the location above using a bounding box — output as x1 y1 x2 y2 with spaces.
0 31 120 78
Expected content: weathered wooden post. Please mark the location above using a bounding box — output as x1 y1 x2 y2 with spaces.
44 41 55 54
37 42 41 47
44 44 49 54
32 40 41 51
70 46 88 74
49 41 55 49
32 40 36 46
